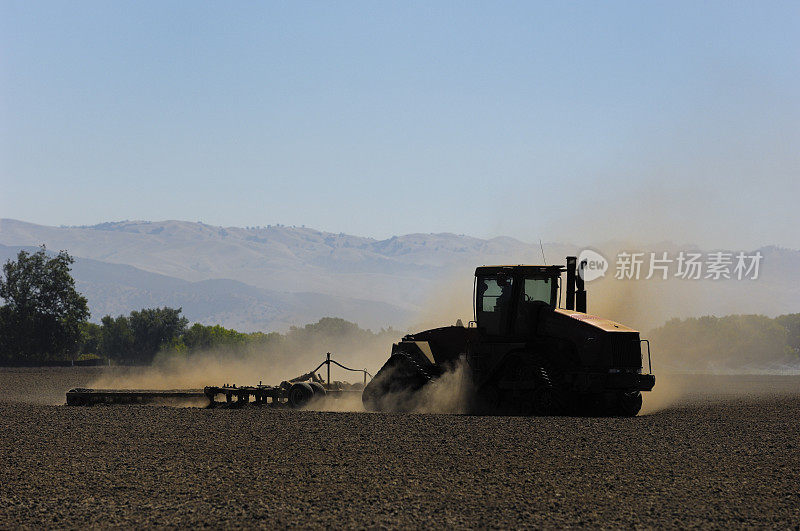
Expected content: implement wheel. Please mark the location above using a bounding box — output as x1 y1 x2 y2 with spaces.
308 382 327 400
288 382 314 408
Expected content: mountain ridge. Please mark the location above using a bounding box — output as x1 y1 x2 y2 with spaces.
0 243 411 332
1 218 797 333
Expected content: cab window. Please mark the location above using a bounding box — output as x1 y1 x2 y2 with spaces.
477 275 513 335
522 277 552 305
514 276 554 335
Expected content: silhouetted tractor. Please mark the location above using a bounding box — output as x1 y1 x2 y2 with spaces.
362 257 655 416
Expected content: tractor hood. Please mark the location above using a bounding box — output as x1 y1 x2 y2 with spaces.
554 309 638 333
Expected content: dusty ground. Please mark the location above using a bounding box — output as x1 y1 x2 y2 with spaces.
1 368 798 528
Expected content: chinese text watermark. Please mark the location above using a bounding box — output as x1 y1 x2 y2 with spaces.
578 250 763 281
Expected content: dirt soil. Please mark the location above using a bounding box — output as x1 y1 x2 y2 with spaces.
1 368 798 528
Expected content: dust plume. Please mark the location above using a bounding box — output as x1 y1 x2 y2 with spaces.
637 312 800 413
353 273 478 414
409 358 474 414
361 357 475 414
639 373 689 415
640 371 800 415
409 269 475 332
582 275 655 332
89 353 279 390
306 390 365 412
89 323 403 395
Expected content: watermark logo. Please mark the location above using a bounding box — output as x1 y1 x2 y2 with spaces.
576 249 763 281
578 249 608 282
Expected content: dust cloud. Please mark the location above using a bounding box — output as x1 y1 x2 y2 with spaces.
409 269 475 332
640 371 800 415
305 360 475 414
411 358 474 414
306 390 365 412
639 374 689 415
584 278 798 414
358 357 475 415
89 329 400 400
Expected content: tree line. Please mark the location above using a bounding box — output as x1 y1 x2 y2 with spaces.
0 247 395 365
81 310 383 365
6 247 798 370
649 313 800 370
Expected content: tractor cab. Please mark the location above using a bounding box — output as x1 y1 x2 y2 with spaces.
474 265 565 337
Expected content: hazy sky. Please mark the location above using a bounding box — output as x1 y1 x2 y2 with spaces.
1 2 798 249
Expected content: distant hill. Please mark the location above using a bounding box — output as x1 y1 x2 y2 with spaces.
1 219 798 333
0 244 410 332
0 219 568 304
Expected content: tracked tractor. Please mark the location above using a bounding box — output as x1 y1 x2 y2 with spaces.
362 257 655 416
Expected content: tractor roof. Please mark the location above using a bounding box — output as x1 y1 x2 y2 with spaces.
475 265 566 276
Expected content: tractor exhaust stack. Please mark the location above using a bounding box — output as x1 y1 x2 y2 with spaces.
565 256 587 313
565 256 577 310
575 259 587 313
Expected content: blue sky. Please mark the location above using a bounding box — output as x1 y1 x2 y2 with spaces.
1 1 798 248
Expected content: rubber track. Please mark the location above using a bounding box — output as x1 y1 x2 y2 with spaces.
393 351 433 382
537 366 554 388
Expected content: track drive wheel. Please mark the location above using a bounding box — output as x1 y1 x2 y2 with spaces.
475 383 502 415
361 351 430 412
614 391 643 417
531 386 565 416
497 353 565 416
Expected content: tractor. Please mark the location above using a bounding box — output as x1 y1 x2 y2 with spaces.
362 256 655 416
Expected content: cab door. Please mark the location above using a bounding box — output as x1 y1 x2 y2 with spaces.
475 274 515 337
515 275 557 337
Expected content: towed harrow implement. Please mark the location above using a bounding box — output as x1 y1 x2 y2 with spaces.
66 353 371 409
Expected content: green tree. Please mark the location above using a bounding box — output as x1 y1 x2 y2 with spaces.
127 307 188 364
775 313 800 358
649 313 796 370
181 323 250 352
0 246 89 363
99 314 134 361
79 321 103 355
